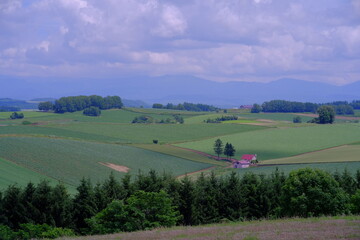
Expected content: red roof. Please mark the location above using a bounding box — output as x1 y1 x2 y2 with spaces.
241 154 256 160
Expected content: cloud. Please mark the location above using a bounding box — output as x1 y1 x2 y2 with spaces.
0 0 359 85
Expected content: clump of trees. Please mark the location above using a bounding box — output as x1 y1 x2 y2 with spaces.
1 168 359 237
0 107 20 112
293 116 302 123
205 115 238 123
152 102 220 112
213 139 236 160
83 107 101 117
132 115 184 124
38 95 123 113
132 115 154 123
251 104 262 113
10 112 24 119
308 105 335 124
255 99 358 115
261 100 318 113
38 101 54 112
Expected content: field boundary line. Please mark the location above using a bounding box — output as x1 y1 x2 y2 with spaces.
0 156 73 186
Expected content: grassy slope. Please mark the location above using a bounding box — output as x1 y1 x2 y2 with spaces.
236 112 315 122
134 144 228 166
46 123 266 144
0 157 76 191
0 137 212 186
0 109 178 124
58 216 360 240
176 124 360 160
262 145 360 164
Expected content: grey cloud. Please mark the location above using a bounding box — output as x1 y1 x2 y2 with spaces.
0 0 359 85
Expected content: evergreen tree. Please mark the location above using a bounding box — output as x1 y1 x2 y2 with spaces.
193 173 219 224
240 173 262 220
72 178 97 233
32 181 55 226
2 185 25 229
213 139 223 160
103 172 124 203
121 174 134 199
224 143 236 160
51 183 73 228
94 183 108 212
178 176 195 225
21 182 37 224
219 172 243 221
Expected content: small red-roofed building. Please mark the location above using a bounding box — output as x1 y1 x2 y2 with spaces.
241 154 257 162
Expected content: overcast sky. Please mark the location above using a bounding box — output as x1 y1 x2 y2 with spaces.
0 0 359 85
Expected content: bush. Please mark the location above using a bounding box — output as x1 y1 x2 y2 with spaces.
0 225 16 240
83 107 101 116
10 112 24 119
293 116 302 123
132 115 153 123
22 121 32 125
16 224 75 239
282 168 348 217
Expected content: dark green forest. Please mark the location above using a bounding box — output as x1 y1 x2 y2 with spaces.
38 95 123 113
255 100 359 115
1 168 360 239
152 102 220 112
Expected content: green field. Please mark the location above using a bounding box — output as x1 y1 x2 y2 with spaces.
45 122 266 144
0 157 75 191
262 145 360 165
1 108 359 188
134 144 228 166
0 109 181 125
236 112 315 122
222 119 262 124
0 137 212 187
176 124 360 160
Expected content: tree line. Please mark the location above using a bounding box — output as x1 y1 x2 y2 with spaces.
38 95 123 113
152 102 220 112
1 168 359 238
252 100 359 115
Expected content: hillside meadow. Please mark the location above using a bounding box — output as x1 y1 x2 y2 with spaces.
1 108 360 189
0 136 212 188
58 216 360 240
176 123 360 160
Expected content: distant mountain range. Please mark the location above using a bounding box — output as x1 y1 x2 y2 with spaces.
1 75 359 108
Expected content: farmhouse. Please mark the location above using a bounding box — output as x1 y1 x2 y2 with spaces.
239 105 253 109
232 154 257 168
232 160 250 168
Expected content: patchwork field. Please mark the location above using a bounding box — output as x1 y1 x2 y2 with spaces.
262 145 360 165
1 108 360 189
59 216 360 240
176 124 360 160
0 137 212 187
45 123 266 144
0 157 75 191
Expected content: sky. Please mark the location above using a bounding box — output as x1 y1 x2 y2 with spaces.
0 0 360 85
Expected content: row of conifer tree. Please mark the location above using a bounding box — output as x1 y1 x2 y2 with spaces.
1 168 360 237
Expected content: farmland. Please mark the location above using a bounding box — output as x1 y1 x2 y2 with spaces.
59 216 360 240
0 136 212 188
176 123 360 160
0 108 360 189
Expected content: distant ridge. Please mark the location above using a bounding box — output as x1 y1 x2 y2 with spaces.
1 75 359 107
